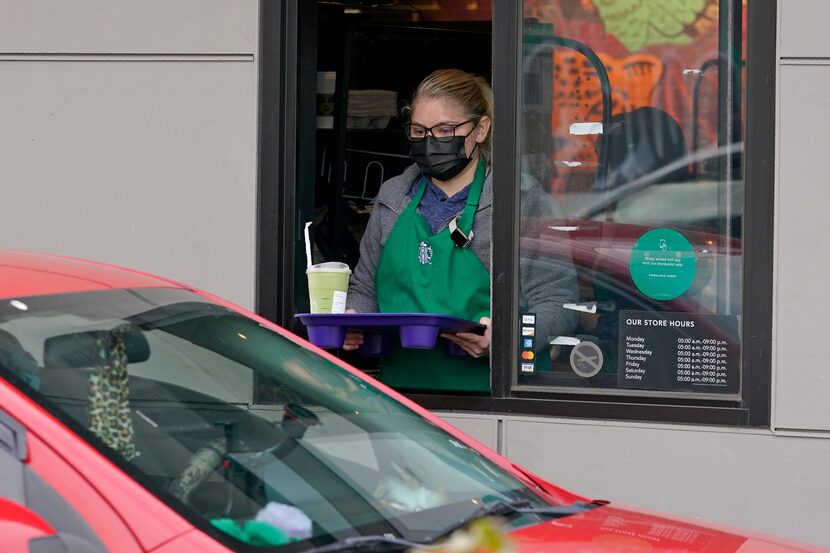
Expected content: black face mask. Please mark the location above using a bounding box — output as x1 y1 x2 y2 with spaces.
409 135 476 181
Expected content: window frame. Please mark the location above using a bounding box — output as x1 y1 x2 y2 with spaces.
404 0 775 428
258 0 775 427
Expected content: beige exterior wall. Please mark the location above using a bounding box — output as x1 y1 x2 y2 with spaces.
0 1 260 310
0 0 257 54
775 0 830 431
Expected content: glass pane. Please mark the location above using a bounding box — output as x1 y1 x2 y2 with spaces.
0 288 556 548
517 1 744 394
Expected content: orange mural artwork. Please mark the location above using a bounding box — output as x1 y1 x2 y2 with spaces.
550 50 664 194
523 0 736 195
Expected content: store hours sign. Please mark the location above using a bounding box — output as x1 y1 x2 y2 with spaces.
618 310 740 393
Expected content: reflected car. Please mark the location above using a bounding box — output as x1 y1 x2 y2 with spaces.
519 215 742 389
572 143 744 235
520 145 744 388
0 250 824 552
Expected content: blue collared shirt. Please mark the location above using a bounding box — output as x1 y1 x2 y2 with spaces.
409 176 471 234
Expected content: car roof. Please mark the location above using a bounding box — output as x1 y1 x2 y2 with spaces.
0 250 185 300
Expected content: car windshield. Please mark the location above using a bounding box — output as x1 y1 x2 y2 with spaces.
0 288 553 549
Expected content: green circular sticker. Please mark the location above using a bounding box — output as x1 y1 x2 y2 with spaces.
629 228 697 300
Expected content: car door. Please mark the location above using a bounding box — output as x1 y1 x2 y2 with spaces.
0 380 171 553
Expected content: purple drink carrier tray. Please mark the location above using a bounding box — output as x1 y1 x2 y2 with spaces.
295 313 485 357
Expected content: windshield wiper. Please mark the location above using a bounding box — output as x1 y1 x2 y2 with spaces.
303 535 427 553
300 500 606 552
431 499 605 542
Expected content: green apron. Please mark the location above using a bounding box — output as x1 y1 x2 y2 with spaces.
376 160 491 393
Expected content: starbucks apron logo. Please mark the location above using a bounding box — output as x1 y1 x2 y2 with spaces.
418 241 433 265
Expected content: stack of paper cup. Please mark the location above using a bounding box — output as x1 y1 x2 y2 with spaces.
317 71 336 129
307 262 351 313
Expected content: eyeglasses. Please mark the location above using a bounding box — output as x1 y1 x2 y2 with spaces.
403 117 480 142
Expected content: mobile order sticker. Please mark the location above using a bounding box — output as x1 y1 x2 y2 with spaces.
629 228 697 301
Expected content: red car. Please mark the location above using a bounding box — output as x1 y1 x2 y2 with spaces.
0 249 823 553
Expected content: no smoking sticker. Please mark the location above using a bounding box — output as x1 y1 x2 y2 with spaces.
570 341 603 378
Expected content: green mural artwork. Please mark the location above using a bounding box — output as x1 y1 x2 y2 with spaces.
593 0 707 52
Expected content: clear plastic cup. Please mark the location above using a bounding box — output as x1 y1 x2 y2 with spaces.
306 262 351 313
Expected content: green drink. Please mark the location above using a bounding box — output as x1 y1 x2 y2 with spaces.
307 262 351 313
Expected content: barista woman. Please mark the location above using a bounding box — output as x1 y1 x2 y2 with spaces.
344 69 578 392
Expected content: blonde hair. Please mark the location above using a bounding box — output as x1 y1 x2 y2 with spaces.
412 69 493 165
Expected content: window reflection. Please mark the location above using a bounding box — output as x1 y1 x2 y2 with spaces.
518 1 745 393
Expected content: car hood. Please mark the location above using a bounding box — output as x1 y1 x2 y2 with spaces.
508 504 823 553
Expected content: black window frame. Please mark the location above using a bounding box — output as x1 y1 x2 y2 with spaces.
258 0 776 427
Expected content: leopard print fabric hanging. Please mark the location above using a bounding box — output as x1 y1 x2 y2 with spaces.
88 323 136 460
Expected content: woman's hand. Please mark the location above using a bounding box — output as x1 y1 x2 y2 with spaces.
342 309 364 351
441 316 491 358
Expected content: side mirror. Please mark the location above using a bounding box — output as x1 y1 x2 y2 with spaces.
43 328 150 370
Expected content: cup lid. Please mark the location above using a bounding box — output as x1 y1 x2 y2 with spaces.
307 261 351 273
